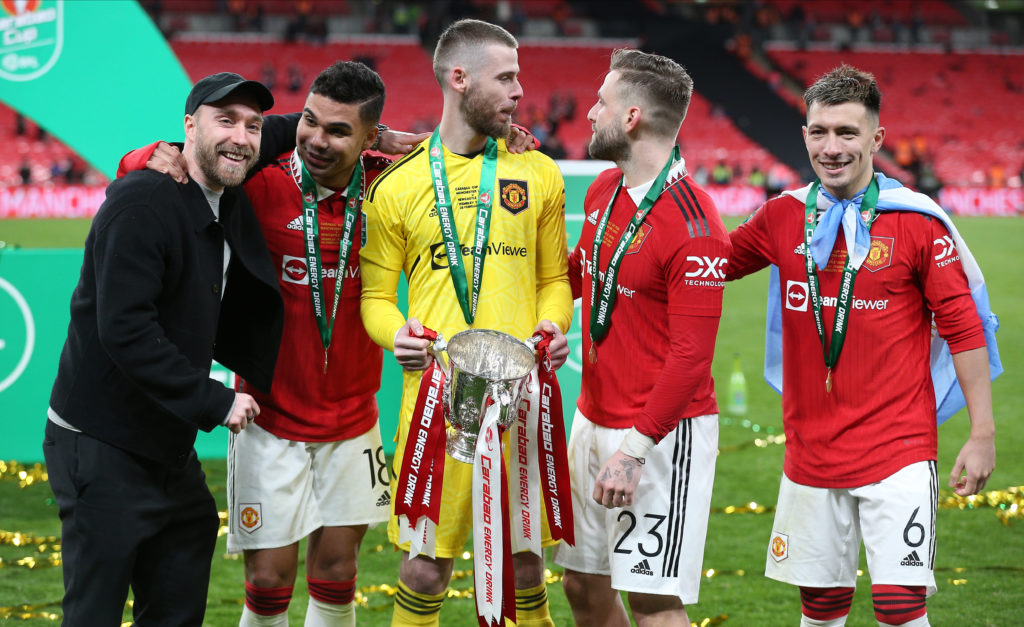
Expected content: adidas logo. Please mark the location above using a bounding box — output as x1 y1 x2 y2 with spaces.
794 242 807 255
376 492 391 507
587 209 600 225
900 550 924 567
630 559 654 576
286 215 303 231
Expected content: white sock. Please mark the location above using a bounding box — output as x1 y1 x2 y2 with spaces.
801 616 846 627
303 597 355 627
240 605 289 627
879 615 930 627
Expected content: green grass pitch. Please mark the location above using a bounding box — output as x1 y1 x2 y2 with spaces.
1 216 1021 625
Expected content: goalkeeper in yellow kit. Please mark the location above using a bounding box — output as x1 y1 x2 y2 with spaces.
359 18 572 627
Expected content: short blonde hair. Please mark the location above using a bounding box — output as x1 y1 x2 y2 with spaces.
609 48 693 137
432 19 517 87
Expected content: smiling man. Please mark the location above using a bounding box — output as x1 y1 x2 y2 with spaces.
218 61 393 627
727 64 996 627
45 73 283 625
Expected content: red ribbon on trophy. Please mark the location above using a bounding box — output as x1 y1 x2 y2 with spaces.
531 331 575 546
394 326 448 557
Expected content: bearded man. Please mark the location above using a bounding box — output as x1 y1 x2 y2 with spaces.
45 73 284 625
359 19 572 627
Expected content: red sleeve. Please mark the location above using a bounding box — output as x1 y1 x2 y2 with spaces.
634 312 720 441
116 142 160 179
635 231 730 441
918 215 985 353
568 179 602 301
726 201 775 280
568 241 583 300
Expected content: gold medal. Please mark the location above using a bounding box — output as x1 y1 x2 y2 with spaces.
323 351 329 374
825 368 833 394
588 343 598 365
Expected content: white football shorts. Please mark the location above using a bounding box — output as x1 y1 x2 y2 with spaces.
553 409 718 604
226 422 391 553
766 460 938 595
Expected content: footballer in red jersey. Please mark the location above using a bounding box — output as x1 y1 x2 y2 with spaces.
727 64 995 627
553 50 730 627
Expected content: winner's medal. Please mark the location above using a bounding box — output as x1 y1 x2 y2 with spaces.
299 155 364 375
426 128 497 325
588 344 597 364
802 178 880 395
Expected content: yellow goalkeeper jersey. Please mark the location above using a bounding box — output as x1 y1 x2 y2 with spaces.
360 137 572 422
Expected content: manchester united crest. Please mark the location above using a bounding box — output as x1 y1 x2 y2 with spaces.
239 503 263 533
770 531 789 562
863 236 894 272
625 223 653 255
499 179 529 215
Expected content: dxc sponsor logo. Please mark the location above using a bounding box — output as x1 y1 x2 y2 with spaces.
933 235 961 268
684 256 727 279
933 235 956 261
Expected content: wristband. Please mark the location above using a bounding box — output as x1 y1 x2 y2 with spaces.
619 427 655 463
371 124 388 151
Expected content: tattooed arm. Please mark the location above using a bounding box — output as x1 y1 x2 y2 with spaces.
592 451 643 508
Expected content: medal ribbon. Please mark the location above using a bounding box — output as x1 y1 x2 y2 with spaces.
802 177 879 390
393 327 448 558
299 158 364 372
530 331 575 545
428 128 498 324
589 147 679 343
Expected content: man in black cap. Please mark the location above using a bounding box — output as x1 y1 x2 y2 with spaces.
44 72 285 625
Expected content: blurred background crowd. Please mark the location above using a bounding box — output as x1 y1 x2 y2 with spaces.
3 0 1023 204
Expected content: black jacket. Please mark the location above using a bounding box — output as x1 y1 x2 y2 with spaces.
49 171 283 465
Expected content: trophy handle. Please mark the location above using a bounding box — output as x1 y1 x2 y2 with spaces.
487 381 513 407
429 333 451 378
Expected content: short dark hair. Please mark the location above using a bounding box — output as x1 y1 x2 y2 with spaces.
609 48 693 137
433 19 518 87
803 64 881 118
309 61 386 125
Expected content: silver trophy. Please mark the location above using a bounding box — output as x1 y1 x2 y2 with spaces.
431 329 537 464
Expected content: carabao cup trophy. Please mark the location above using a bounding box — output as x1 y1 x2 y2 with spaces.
434 329 537 463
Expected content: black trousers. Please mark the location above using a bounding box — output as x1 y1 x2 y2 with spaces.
43 421 219 626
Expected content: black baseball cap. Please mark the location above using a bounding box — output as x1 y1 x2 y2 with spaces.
184 72 274 116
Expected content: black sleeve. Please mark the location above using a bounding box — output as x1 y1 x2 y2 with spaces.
253 112 300 172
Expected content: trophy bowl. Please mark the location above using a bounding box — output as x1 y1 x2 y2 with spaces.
444 329 536 463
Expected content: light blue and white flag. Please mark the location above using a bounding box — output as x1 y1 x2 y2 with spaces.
762 173 1002 424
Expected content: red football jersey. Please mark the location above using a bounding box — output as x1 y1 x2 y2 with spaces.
569 166 730 440
238 151 390 441
728 193 985 487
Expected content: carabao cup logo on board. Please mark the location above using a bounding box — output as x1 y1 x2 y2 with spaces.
0 276 36 395
0 0 63 82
